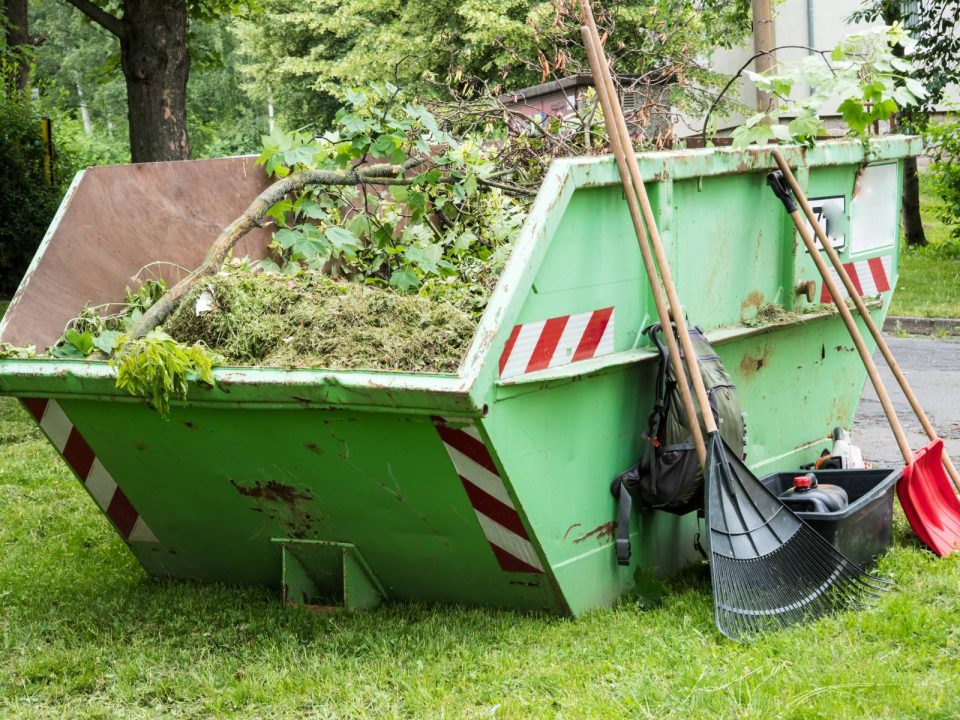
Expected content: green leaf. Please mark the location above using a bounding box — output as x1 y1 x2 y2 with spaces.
389 267 418 290
258 258 283 274
403 243 443 274
65 329 95 355
769 124 792 142
282 143 319 167
93 330 122 355
787 113 823 140
325 227 360 257
838 98 871 134
265 198 293 226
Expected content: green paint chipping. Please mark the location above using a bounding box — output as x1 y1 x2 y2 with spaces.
162 269 478 373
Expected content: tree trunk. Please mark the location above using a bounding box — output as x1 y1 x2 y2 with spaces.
902 155 927 247
3 0 30 91
751 0 777 115
119 0 190 162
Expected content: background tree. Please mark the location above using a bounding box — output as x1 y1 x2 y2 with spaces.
2 0 30 90
57 0 256 162
852 0 960 247
28 0 261 163
235 0 752 134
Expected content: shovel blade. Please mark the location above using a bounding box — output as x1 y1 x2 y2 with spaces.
897 439 960 557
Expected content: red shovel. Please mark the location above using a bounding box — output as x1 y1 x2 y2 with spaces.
768 156 960 557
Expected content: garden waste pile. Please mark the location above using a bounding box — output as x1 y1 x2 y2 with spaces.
163 267 480 373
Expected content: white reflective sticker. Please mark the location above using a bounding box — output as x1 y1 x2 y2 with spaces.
852 163 898 254
806 196 846 250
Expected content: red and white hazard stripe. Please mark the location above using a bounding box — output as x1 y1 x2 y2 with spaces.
499 306 614 380
820 255 892 304
434 419 543 574
20 398 157 543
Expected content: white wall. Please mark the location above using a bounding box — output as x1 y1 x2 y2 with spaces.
676 0 958 138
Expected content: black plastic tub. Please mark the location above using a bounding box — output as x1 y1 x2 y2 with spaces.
761 468 902 568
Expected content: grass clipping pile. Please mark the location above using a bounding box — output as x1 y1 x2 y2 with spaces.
163 270 477 374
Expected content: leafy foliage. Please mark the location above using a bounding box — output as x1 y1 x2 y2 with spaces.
927 118 960 243
111 330 219 417
164 263 477 372
50 280 168 359
851 0 960 133
732 25 928 147
0 85 66 296
254 85 526 291
234 0 751 133
45 279 222 416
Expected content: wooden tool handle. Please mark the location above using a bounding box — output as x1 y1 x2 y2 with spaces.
578 24 707 465
580 1 718 447
768 167 913 463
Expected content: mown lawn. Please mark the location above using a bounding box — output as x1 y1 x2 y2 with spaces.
891 176 960 318
0 398 959 718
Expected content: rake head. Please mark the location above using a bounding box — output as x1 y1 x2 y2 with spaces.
705 433 891 641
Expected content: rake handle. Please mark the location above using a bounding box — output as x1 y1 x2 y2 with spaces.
771 149 960 493
767 169 914 465
579 2 718 457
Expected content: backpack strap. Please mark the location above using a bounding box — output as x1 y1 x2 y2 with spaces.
614 324 670 567
615 477 633 565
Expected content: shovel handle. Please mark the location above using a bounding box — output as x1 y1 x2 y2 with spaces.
766 169 914 465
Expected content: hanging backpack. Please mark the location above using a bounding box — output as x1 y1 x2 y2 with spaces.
611 323 747 565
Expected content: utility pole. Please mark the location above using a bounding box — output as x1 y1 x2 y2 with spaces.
751 0 777 114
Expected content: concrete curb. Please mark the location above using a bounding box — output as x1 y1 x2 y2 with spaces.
884 316 960 336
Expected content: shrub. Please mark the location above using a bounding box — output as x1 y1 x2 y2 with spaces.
0 89 66 296
927 117 960 243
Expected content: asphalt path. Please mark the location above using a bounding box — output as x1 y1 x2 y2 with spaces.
852 335 960 466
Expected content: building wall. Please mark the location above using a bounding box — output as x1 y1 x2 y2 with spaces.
676 0 958 138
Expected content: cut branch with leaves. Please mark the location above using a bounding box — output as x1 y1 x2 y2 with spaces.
730 24 928 148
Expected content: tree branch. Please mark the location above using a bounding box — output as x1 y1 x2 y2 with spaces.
62 0 125 40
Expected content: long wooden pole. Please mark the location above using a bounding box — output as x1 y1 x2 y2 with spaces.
771 148 960 492
577 25 706 465
579 3 718 442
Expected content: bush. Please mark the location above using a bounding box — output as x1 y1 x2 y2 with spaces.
0 89 66 297
927 117 960 243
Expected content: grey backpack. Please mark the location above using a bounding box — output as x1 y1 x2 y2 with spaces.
612 323 747 564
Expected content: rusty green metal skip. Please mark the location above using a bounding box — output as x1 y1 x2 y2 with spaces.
0 137 920 615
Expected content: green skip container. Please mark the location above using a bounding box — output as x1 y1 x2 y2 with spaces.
0 138 919 615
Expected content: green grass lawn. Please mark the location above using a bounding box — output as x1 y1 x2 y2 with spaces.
1 396 959 718
891 176 960 318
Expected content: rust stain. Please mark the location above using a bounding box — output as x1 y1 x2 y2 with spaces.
232 479 313 504
563 523 583 541
573 521 617 545
739 290 765 323
231 478 317 538
183 421 198 430
834 345 856 353
739 345 772 379
509 578 542 587
304 442 323 455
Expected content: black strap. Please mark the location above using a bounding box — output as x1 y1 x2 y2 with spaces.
615 478 632 566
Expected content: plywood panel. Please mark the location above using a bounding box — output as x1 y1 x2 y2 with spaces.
1 156 273 350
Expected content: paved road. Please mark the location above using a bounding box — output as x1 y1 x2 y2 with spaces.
853 335 960 466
